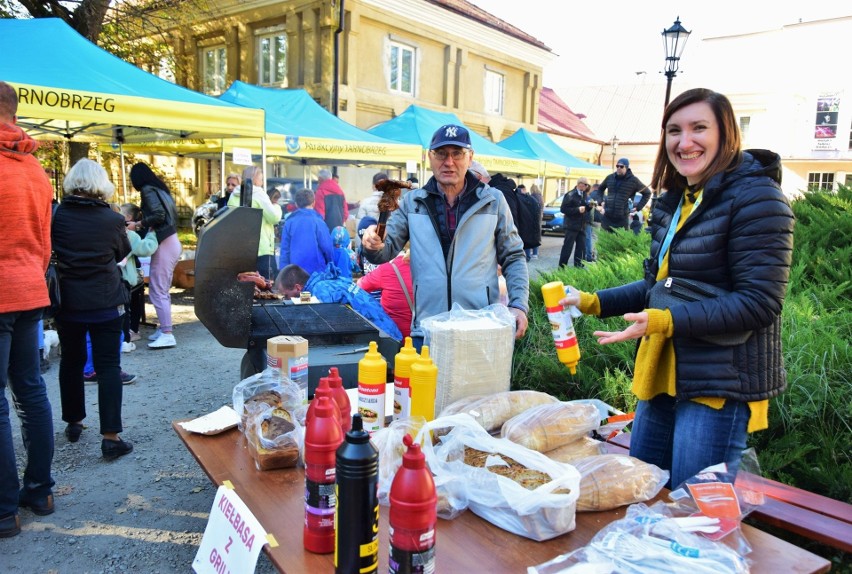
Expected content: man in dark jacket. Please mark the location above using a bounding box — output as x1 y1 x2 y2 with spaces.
558 178 588 268
599 158 650 231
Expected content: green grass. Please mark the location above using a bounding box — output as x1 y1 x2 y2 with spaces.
513 188 852 567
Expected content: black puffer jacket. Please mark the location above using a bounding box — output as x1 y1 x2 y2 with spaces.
600 169 650 230
52 195 131 312
597 150 795 402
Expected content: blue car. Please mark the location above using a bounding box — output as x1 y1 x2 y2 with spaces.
541 194 566 235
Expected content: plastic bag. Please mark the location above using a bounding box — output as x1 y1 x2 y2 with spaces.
665 448 765 555
441 390 560 434
244 403 303 471
232 368 304 430
415 413 580 541
544 436 605 463
528 503 749 574
501 401 600 452
421 303 516 415
572 454 669 512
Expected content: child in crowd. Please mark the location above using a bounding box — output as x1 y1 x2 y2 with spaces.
331 226 359 280
120 203 159 347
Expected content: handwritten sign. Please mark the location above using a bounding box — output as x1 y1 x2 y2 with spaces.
193 485 268 574
232 147 253 166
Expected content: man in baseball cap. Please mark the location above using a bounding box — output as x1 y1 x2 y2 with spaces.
360 123 529 345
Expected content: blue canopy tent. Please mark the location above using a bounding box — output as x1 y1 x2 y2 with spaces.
498 128 608 179
368 105 541 177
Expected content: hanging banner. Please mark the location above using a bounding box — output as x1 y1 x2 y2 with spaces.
813 92 841 151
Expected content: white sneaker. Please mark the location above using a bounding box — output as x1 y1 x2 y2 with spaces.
121 341 136 353
148 329 163 341
148 333 176 349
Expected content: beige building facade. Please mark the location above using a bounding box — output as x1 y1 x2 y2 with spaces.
143 0 554 202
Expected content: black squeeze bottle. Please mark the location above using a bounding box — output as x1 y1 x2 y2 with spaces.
335 413 380 574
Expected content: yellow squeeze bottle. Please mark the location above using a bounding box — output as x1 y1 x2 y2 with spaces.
541 281 581 375
409 345 438 422
393 337 419 421
357 341 387 433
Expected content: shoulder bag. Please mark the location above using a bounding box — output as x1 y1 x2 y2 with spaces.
647 276 752 346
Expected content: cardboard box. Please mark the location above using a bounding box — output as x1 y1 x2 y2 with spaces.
266 336 309 403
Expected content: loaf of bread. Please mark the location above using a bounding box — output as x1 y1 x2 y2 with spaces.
501 401 600 452
461 390 560 433
246 408 300 470
438 394 488 418
545 436 605 463
573 454 668 511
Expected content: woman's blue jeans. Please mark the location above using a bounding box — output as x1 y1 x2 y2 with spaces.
629 393 750 488
0 309 55 517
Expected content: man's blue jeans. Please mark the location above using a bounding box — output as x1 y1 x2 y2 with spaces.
0 309 55 517
629 393 749 488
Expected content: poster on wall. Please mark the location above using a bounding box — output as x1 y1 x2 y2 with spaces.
813 93 840 150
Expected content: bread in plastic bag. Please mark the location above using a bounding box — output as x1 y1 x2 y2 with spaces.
371 416 427 507
528 502 749 574
545 436 605 463
501 400 600 452
232 369 304 430
421 304 516 415
415 413 580 541
572 454 669 512
455 390 560 433
245 404 303 471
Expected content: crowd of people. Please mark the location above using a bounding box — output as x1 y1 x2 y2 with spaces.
2 84 793 541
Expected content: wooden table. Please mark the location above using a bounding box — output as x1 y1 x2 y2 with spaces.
173 422 830 574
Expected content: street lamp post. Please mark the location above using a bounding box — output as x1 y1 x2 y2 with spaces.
610 136 619 170
662 17 691 110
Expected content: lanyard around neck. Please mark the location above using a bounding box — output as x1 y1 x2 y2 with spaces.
657 190 703 268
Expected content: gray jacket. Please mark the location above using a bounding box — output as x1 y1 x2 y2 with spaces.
364 175 529 338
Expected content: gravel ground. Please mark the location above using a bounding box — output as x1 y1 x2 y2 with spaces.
3 235 566 573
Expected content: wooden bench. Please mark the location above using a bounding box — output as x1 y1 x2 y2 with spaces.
604 432 852 553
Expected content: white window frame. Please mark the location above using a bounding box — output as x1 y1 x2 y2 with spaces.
257 28 287 87
201 45 227 95
388 40 416 96
807 172 835 191
484 69 504 115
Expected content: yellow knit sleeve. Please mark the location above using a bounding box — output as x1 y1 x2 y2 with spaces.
644 309 674 337
578 291 601 316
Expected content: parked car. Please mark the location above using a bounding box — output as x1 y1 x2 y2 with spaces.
541 194 566 235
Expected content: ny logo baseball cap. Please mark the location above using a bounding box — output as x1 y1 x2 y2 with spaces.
430 124 472 150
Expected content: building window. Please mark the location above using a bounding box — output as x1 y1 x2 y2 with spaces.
201 46 226 95
258 32 287 86
389 41 415 95
739 116 750 140
485 69 504 115
807 172 835 191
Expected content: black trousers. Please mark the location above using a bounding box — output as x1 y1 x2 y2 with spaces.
558 227 586 268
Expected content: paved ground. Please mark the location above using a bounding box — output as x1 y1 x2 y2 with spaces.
3 234 566 573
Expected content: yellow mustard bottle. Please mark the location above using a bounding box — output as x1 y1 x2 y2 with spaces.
541 281 581 375
409 345 438 422
393 337 419 421
357 341 387 433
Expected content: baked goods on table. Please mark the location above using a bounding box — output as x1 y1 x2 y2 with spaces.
245 406 301 470
544 436 605 463
445 390 560 433
572 454 669 512
501 401 601 452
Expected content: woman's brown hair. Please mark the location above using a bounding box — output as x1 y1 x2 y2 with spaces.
650 88 742 193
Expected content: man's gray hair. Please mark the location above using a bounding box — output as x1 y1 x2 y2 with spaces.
318 168 333 181
63 158 116 201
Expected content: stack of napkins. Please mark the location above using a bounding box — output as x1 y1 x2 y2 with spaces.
178 406 240 435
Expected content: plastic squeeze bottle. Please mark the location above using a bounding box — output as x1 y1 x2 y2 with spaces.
304 396 344 554
357 341 387 433
388 434 437 574
327 367 352 433
306 376 343 429
409 345 438 423
393 337 419 421
541 281 581 374
335 413 380 574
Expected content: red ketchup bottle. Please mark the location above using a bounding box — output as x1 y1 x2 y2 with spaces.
306 376 343 429
388 434 437 574
327 367 352 433
304 396 344 554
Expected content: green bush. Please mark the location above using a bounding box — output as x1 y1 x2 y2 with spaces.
513 188 852 509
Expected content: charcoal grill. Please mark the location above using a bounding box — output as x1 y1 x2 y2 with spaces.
194 206 399 392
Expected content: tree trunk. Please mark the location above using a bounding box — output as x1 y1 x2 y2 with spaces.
69 141 90 169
